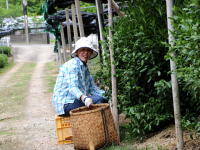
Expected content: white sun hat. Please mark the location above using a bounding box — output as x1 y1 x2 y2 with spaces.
71 37 98 59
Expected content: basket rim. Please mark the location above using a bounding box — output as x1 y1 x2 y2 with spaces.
69 103 110 116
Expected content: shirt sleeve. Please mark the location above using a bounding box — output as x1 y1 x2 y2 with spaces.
89 75 105 96
67 64 83 100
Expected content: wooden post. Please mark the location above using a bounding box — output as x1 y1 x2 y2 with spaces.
95 0 105 60
71 4 79 42
111 0 125 17
57 41 63 65
108 0 119 139
166 0 183 150
6 0 9 9
74 0 85 37
60 24 68 62
22 0 29 44
65 8 72 54
95 0 104 41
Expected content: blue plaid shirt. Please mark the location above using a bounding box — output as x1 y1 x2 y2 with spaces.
52 57 105 115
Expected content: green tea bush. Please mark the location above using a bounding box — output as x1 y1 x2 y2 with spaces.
172 0 200 132
0 54 8 68
97 0 174 138
0 46 12 56
125 98 173 138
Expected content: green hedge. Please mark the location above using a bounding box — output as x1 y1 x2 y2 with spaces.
96 0 199 139
0 46 12 56
0 54 8 68
172 0 200 132
97 0 173 138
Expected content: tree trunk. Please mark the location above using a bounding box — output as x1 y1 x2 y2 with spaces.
165 0 184 149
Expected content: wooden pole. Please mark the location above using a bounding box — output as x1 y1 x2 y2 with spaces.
22 0 29 44
165 0 183 150
108 0 119 139
71 4 79 42
74 0 85 37
24 15 29 44
57 41 63 65
6 0 9 9
60 24 67 62
95 0 105 59
111 0 125 17
65 8 72 54
95 0 105 41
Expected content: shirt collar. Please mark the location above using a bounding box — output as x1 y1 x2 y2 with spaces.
75 57 87 66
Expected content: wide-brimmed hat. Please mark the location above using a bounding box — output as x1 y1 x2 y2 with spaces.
71 37 98 59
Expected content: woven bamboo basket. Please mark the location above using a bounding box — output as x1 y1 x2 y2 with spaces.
70 103 119 150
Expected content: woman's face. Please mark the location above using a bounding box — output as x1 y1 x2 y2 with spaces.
77 48 93 63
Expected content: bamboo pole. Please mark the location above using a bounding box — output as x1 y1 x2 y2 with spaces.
60 24 67 62
165 0 183 150
65 8 72 54
71 4 79 42
108 0 119 139
74 0 85 37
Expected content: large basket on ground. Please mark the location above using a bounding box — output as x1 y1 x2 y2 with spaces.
70 103 119 149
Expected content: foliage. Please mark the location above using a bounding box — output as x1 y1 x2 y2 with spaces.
0 46 12 56
182 114 200 137
80 1 96 13
125 98 173 138
171 0 200 132
97 0 174 138
0 54 8 68
27 0 44 16
0 0 43 18
0 5 22 22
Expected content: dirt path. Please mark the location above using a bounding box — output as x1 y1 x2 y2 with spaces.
0 63 24 89
0 44 74 150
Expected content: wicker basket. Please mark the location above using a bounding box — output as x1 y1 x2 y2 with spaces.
70 103 119 150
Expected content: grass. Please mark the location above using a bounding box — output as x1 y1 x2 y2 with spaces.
0 62 15 75
104 145 169 150
0 130 14 136
0 63 36 116
43 61 58 92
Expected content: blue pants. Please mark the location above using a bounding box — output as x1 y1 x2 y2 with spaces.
62 95 107 116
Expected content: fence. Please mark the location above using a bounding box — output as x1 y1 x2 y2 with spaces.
0 36 10 47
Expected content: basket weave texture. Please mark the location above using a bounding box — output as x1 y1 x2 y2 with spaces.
70 103 119 149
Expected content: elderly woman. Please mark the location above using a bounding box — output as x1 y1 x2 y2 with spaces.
52 37 106 116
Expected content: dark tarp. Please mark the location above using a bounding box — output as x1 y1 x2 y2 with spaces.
0 29 16 38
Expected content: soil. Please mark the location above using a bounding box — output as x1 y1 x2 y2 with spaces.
0 44 199 150
0 44 73 150
132 124 200 150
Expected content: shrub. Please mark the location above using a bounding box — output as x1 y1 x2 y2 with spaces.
171 0 200 132
0 46 12 56
96 0 174 138
0 54 8 68
125 98 173 138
